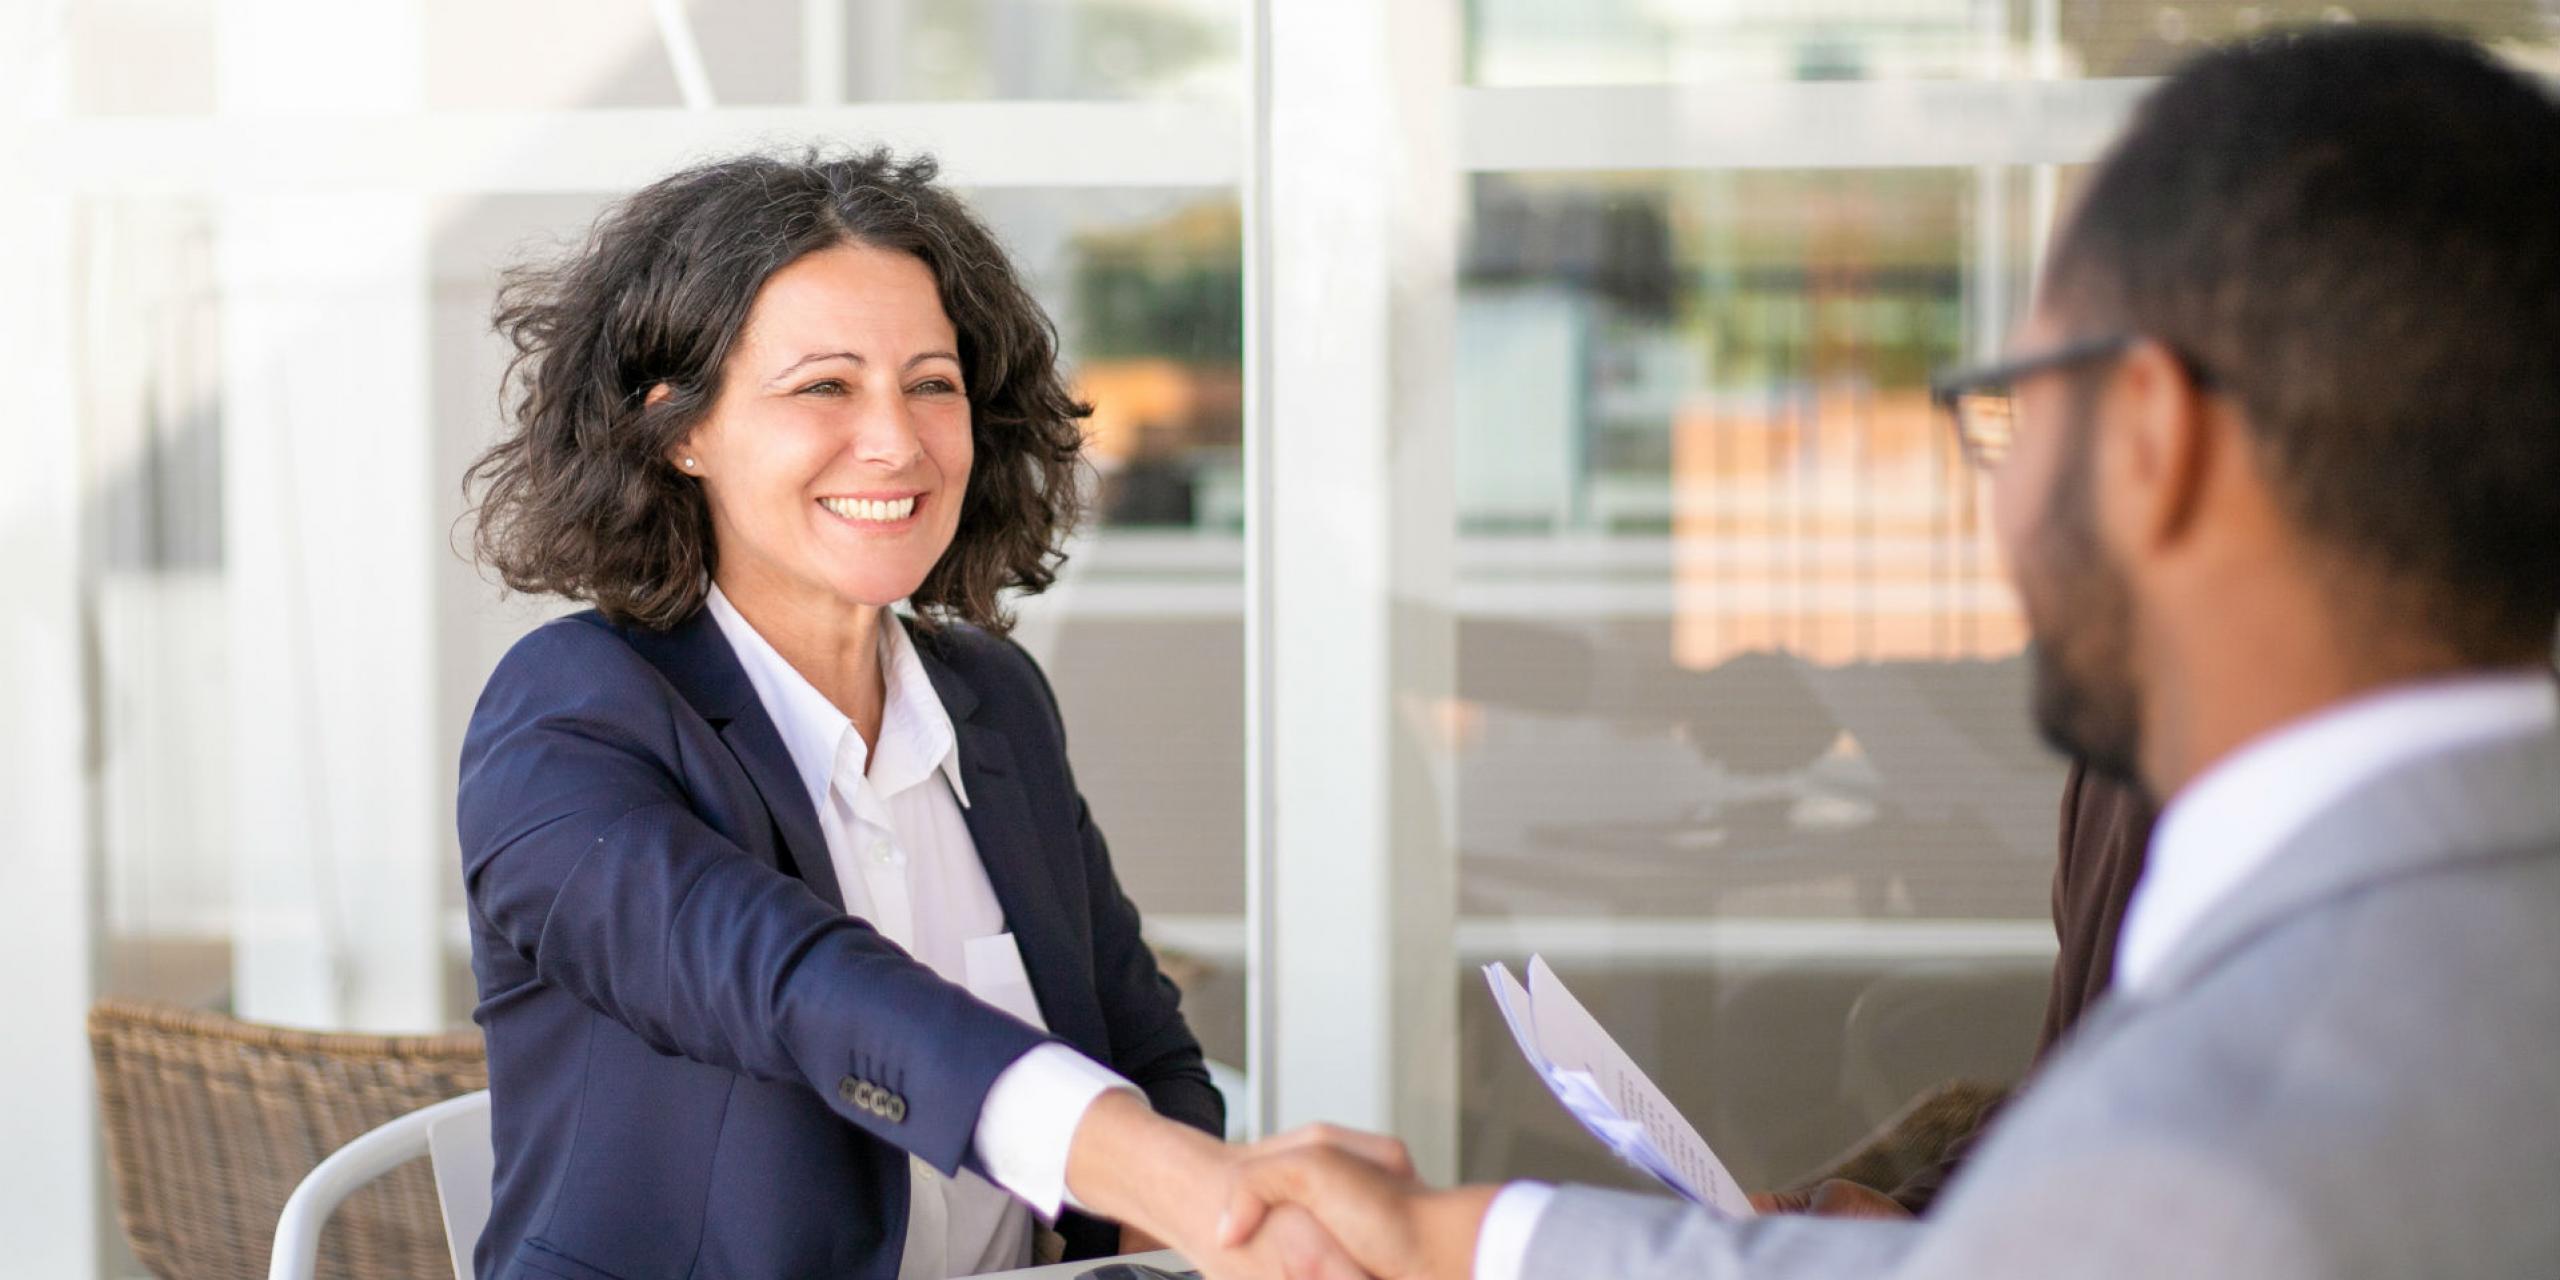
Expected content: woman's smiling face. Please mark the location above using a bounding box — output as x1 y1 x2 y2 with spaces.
670 241 973 615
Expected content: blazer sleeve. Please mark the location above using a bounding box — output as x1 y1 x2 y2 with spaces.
1003 635 1225 1139
1520 1164 2315 1280
1520 1187 1922 1280
458 619 1053 1176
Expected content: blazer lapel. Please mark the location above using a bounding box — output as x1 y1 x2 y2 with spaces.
917 635 1104 1051
2132 727 2560 1003
621 608 844 912
721 713 844 912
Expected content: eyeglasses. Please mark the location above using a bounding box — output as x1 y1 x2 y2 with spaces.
1928 334 2142 472
1928 334 2140 471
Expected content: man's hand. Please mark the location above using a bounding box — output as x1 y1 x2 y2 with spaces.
1213 1202 1374 1280
1214 1138 1498 1280
1115 1128 1411 1276
1066 1094 1406 1280
1747 1179 1912 1219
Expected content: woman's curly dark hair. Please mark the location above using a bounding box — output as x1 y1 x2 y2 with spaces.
465 146 1089 633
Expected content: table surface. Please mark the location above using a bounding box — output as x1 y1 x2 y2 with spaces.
976 1248 1194 1280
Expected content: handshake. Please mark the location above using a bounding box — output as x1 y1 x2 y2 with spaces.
1066 1091 1494 1280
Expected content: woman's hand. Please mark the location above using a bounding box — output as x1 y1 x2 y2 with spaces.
1211 1127 1495 1280
1749 1179 1912 1219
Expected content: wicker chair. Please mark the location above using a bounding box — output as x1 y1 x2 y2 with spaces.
87 999 487 1280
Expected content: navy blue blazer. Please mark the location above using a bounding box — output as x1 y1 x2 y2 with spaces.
458 605 1220 1280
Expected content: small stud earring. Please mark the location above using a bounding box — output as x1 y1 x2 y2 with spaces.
681 457 696 470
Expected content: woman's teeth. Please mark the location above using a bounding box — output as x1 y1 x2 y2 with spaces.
820 496 916 523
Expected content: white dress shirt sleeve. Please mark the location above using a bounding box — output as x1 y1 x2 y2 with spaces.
973 1042 1144 1219
1473 1181 1557 1280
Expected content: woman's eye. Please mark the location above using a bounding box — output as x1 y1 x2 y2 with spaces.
798 379 846 396
912 378 962 396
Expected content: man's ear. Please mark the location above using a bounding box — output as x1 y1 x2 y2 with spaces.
2101 339 2214 556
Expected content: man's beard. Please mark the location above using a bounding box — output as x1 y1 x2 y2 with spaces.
2022 415 2145 787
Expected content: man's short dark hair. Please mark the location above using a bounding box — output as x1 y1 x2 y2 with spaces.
2045 26 2560 660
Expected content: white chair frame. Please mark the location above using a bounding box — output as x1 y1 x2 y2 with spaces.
267 1089 493 1280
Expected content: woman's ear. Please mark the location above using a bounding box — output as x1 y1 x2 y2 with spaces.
647 383 701 476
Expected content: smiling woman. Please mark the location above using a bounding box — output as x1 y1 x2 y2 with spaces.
647 241 985 737
450 149 1240 1280
467 148 1088 636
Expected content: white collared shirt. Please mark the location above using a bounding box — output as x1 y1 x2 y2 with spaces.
2116 668 2559 992
707 586 1135 1278
1469 668 2560 1280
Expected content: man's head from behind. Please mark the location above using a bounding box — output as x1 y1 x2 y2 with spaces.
1996 26 2560 794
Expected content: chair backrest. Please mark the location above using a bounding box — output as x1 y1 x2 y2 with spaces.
268 1091 490 1280
425 1093 496 1280
88 999 487 1280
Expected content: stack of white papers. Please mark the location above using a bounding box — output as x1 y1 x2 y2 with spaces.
1485 956 1755 1218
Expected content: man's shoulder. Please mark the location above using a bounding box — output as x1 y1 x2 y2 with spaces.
2084 842 2560 1083
1972 848 2560 1272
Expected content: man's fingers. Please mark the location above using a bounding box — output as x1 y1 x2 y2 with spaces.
1317 1128 1413 1180
1281 1224 1370 1280
1256 1124 1417 1180
1220 1149 1331 1248
1303 1247 1370 1280
1264 1204 1373 1280
1368 1137 1416 1180
1220 1148 1382 1249
1216 1151 1425 1280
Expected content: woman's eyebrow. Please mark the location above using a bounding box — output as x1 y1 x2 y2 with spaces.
766 350 860 385
765 350 959 386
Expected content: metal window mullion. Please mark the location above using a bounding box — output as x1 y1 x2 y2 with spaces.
217 0 444 1034
0 187 102 1280
1251 0 1460 1179
1459 79 2155 173
22 102 1243 196
1241 0 1278 1146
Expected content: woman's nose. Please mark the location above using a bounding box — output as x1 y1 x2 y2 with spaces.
847 395 924 470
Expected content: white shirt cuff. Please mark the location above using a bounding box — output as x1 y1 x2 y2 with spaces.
1473 1181 1557 1280
973 1042 1141 1219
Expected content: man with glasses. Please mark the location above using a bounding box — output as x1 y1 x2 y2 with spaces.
1208 26 2560 1280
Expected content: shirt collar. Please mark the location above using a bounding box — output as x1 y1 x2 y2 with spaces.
874 607 973 809
703 586 971 814
2117 667 2558 993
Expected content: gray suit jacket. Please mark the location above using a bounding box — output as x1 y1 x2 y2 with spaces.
1523 729 2560 1280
